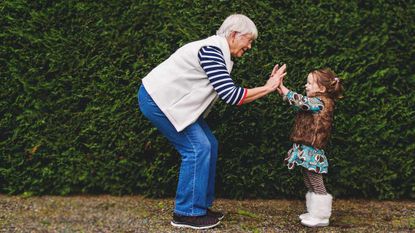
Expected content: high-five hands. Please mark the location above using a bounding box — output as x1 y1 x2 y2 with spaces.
267 64 286 95
238 64 287 104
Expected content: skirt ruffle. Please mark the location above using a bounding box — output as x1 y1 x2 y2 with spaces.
284 143 328 174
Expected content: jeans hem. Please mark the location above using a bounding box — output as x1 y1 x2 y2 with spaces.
174 209 206 217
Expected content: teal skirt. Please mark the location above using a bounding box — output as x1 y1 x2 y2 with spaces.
284 143 329 174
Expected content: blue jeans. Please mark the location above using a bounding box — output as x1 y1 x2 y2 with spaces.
138 85 218 216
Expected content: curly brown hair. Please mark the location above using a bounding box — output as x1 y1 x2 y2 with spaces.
310 68 344 100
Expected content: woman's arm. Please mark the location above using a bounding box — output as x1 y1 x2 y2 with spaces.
199 46 287 105
241 85 274 104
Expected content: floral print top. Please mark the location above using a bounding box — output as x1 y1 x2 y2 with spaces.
284 91 324 113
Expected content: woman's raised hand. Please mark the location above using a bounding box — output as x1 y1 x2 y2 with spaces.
266 64 286 92
270 64 286 79
269 64 287 95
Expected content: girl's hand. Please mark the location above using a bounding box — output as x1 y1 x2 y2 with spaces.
276 87 283 96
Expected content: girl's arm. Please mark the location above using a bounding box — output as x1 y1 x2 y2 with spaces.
273 72 323 112
279 83 290 96
283 88 324 112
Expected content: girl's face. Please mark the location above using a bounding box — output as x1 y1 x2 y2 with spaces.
305 73 325 96
229 33 254 58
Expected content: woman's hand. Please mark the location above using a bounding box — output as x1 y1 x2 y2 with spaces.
239 64 287 104
265 76 280 92
270 64 286 78
266 64 286 91
269 64 286 94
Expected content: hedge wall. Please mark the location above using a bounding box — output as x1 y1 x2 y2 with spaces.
1 0 414 199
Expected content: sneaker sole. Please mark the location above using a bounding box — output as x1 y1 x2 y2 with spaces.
171 220 220 230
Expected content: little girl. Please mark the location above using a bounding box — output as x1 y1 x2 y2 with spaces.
274 68 344 227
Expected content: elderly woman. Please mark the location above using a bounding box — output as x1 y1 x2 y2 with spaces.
138 14 286 229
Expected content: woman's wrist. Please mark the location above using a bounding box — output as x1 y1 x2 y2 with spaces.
265 85 274 94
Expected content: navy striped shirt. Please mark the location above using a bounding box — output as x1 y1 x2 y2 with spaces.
198 45 247 105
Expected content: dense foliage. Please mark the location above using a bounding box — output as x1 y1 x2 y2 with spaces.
1 0 414 199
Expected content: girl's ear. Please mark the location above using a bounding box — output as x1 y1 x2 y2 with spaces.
320 85 326 93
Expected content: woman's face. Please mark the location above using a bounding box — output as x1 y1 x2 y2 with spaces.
229 33 254 57
305 73 324 96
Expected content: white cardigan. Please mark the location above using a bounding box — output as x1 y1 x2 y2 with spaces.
142 35 233 132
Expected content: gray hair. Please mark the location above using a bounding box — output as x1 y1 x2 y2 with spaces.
216 14 258 39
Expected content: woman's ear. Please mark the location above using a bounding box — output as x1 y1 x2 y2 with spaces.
230 31 238 42
227 31 238 49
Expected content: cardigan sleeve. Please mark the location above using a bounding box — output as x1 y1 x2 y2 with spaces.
198 45 247 105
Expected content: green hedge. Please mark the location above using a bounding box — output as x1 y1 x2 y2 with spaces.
1 0 414 199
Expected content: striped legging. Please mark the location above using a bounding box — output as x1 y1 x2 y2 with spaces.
303 168 327 195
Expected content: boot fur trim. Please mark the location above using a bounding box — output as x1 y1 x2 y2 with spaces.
309 193 332 219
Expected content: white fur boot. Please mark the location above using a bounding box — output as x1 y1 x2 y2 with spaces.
299 191 312 220
301 193 332 227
